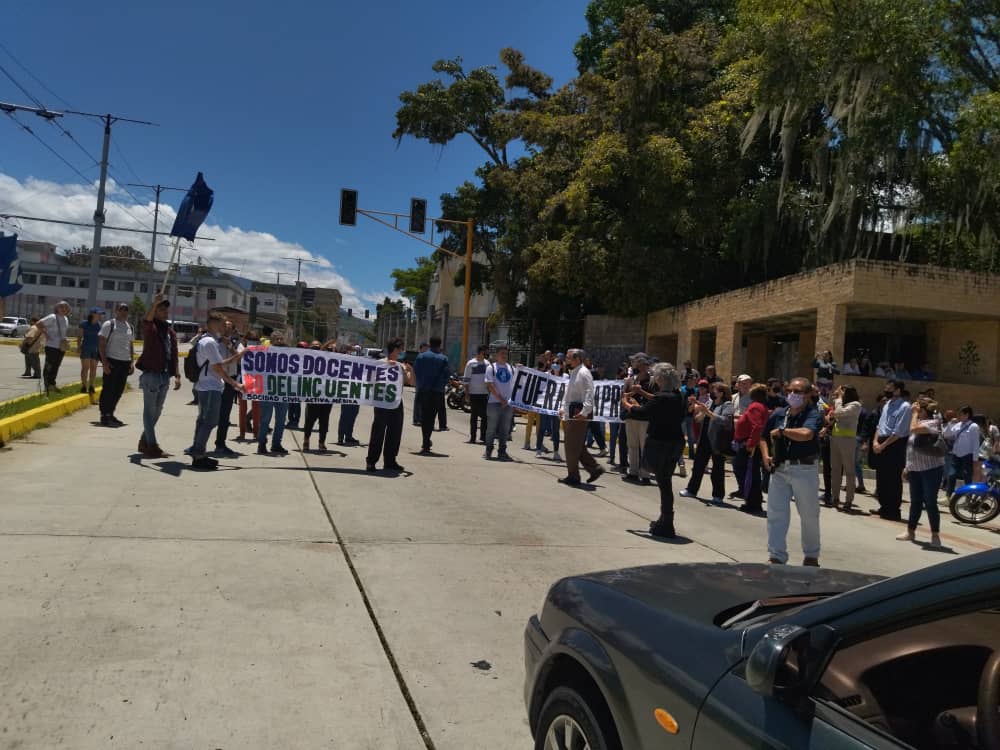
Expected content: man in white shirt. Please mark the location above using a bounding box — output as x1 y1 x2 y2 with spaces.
98 302 135 426
214 319 244 458
464 345 490 444
945 405 981 495
33 300 71 394
484 345 516 460
559 348 605 486
189 312 244 470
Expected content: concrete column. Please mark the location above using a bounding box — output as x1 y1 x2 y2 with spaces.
679 330 698 372
797 328 817 378
428 305 436 342
715 321 743 382
441 303 450 351
814 303 847 371
746 334 769 380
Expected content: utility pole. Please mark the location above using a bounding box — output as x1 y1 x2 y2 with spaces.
280 256 320 339
126 183 187 305
274 272 285 326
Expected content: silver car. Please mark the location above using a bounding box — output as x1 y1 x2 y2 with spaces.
0 316 29 337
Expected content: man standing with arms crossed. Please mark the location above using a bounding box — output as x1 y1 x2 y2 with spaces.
98 302 135 427
872 379 910 521
559 349 605 486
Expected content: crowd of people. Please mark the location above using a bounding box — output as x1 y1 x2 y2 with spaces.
14 301 1000 566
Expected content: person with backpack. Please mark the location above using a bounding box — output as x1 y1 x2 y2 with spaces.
188 312 245 470
135 295 181 458
98 303 134 426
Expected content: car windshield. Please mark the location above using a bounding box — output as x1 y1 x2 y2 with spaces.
717 594 832 629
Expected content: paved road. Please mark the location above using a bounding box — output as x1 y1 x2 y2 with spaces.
0 379 996 748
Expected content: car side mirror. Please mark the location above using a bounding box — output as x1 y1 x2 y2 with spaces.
746 624 810 697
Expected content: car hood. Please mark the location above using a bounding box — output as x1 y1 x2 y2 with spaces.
575 563 885 626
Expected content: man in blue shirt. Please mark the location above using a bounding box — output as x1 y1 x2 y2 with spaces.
872 379 910 521
759 376 823 566
413 336 452 454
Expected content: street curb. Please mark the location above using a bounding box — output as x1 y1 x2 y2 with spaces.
0 386 103 447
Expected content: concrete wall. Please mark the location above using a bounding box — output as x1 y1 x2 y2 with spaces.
927 320 1000 386
832 374 1000 421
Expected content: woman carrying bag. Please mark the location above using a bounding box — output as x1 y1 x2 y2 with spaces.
680 383 734 505
623 362 687 538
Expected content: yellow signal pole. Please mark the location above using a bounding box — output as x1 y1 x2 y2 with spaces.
462 217 473 362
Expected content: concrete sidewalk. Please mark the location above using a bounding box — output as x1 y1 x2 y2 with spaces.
0 383 996 749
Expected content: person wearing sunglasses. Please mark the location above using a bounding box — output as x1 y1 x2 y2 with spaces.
759 377 824 566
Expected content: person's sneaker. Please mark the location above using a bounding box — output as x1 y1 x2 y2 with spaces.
257 445 270 456
929 533 943 548
739 504 764 515
191 456 219 471
80 386 88 394
711 496 724 505
88 386 96 395
366 464 377 473
108 416 125 427
596 449 607 458
896 530 916 542
270 445 289 456
498 448 510 461
639 477 652 486
679 488 695 498
419 447 433 455
802 557 820 567
385 463 405 472
551 451 562 462
214 446 239 458
648 519 676 538
302 438 311 451
728 490 743 499
587 466 605 484
535 449 544 458
343 438 360 447
143 445 165 459
484 446 494 460
467 439 478 444
138 436 148 453
767 557 785 565
183 446 193 456
100 415 110 426
622 474 641 484
855 484 868 494
557 476 581 486
438 426 449 432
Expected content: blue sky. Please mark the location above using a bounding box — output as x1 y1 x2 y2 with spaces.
1 0 588 312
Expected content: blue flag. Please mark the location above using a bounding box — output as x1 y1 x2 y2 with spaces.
0 234 22 298
169 172 214 241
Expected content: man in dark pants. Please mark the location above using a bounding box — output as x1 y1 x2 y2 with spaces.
413 336 451 454
464 345 489 443
412 342 428 426
367 338 412 471
98 303 135 426
872 379 910 521
214 320 242 458
34 301 71 394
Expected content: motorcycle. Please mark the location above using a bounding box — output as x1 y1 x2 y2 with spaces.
446 377 471 413
949 458 1000 525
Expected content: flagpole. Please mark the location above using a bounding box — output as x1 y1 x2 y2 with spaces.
159 236 182 297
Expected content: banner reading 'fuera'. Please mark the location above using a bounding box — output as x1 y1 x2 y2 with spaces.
241 347 403 407
508 366 624 423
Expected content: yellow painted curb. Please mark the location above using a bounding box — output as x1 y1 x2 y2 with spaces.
0 387 103 446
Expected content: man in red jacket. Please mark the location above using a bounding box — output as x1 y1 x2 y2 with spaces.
134 293 181 458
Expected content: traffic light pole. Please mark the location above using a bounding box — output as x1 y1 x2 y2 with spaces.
281 255 320 339
353 206 474 361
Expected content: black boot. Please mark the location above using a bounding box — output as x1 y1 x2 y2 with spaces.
649 514 676 538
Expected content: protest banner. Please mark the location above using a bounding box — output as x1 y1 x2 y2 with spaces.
241 347 403 408
508 366 624 423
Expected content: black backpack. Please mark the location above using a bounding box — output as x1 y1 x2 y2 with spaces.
183 334 209 382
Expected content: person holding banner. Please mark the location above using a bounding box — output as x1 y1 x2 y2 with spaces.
558 349 605 486
189 313 245 470
622 362 687 538
256 331 291 457
367 338 414 472
484 345 516 460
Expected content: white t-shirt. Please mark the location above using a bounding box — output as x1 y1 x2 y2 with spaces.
194 336 225 392
484 361 515 404
38 313 69 348
99 318 133 361
463 357 489 395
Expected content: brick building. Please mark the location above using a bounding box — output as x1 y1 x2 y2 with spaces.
645 260 1000 416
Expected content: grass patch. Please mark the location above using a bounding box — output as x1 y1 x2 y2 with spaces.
0 377 104 420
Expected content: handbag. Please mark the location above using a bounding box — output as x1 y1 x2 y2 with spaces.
914 430 947 457
19 338 31 354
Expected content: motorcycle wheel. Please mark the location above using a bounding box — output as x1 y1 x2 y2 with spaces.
447 393 464 411
949 491 1000 525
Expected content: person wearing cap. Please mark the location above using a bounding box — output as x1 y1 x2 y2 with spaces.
135 293 181 458
32 300 72 394
621 353 654 485
97 303 134 426
78 307 104 395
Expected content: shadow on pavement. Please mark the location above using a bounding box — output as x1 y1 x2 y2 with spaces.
626 529 694 545
410 451 450 458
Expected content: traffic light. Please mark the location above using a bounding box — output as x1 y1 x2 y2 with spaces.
364 309 369 319
340 189 358 226
409 198 427 234
347 308 353 317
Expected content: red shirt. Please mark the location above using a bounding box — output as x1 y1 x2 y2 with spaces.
734 401 769 446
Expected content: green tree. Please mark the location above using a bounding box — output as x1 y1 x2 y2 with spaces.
390 255 436 310
63 245 151 271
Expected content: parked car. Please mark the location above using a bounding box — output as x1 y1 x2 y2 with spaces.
524 549 1000 750
0 316 30 337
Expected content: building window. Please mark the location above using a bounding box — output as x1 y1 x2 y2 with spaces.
21 273 36 284
78 278 88 288
102 279 115 291
207 287 217 300
40 275 57 286
37 295 46 304
231 293 238 305
118 281 135 292
178 286 193 298
60 277 76 287
139 282 149 293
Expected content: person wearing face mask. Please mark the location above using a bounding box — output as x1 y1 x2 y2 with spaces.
871 379 911 521
759 377 823 566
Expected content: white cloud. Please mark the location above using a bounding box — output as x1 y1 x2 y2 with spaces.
0 172 391 312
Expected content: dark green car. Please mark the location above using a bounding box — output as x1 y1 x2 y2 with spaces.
524 549 1000 749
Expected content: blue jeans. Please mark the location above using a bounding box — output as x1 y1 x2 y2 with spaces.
909 465 944 533
766 463 821 564
855 437 866 484
192 389 222 459
258 401 289 449
140 371 171 447
486 402 514 451
682 416 696 459
946 454 974 495
338 403 359 442
536 414 560 452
